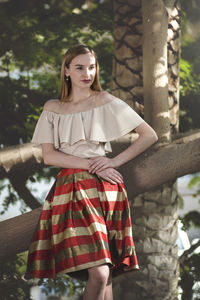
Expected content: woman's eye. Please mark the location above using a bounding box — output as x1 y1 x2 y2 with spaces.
76 66 95 70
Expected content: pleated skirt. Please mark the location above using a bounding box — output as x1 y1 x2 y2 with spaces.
25 168 139 281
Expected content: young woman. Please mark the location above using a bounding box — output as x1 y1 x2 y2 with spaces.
25 44 158 300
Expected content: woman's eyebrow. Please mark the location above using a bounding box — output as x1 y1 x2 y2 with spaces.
75 64 95 66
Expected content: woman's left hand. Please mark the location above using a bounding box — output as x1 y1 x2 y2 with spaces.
88 156 116 173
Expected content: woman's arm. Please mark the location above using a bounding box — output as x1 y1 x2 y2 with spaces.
42 143 124 184
42 143 90 169
112 122 158 168
88 122 158 173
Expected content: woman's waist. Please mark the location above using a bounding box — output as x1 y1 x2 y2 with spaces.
59 141 108 158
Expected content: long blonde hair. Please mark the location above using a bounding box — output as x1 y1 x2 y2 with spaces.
60 44 102 102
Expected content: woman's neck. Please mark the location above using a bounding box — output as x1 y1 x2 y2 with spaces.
68 87 95 103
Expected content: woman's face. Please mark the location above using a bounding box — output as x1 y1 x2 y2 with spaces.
65 53 96 89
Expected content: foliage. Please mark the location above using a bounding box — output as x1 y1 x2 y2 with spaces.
0 251 85 299
39 275 85 298
179 173 200 300
179 54 200 132
180 0 200 25
188 174 200 193
0 0 113 297
179 58 200 131
179 2 200 297
0 179 22 215
180 210 200 231
180 174 200 231
0 0 113 213
179 253 200 300
0 0 113 147
179 1 200 132
180 59 199 97
0 252 33 300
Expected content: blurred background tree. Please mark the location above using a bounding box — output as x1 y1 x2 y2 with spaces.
179 0 200 132
0 252 33 300
0 0 114 298
178 1 200 299
0 0 114 212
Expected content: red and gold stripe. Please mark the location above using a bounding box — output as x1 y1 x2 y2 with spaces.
25 168 139 280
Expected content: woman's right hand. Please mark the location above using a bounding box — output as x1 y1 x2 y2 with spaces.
95 167 124 185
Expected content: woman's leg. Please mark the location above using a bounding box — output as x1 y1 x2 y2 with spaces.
104 269 113 300
83 264 112 300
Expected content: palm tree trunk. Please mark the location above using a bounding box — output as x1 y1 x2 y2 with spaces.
112 0 181 299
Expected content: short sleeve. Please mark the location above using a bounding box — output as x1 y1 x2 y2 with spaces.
31 110 54 146
89 97 145 142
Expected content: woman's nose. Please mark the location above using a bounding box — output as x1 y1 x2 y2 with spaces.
84 68 90 77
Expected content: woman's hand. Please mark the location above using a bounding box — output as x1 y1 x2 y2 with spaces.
88 156 117 173
95 167 123 185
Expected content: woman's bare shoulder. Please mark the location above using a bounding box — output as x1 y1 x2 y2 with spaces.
96 90 117 105
43 99 60 112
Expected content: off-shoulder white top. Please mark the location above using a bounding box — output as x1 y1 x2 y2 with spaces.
31 97 144 158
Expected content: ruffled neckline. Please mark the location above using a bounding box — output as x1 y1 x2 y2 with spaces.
32 96 144 153
43 99 115 116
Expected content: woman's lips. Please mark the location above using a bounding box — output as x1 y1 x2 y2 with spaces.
82 79 91 83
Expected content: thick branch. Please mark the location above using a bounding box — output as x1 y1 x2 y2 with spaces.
0 130 200 178
8 173 41 209
179 240 200 267
0 143 42 209
117 130 200 198
0 131 200 258
0 143 42 178
1 207 42 258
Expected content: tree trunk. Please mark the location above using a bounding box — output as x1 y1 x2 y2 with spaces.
112 0 181 299
167 0 180 136
142 0 170 143
112 0 143 113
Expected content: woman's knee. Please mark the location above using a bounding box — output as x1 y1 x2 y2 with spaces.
88 265 110 286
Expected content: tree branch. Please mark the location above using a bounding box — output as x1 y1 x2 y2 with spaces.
1 207 42 258
8 173 41 209
0 143 42 209
0 130 200 258
0 129 200 179
179 240 200 267
117 130 200 197
0 143 42 178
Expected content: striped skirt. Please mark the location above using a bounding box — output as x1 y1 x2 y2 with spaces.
25 168 139 280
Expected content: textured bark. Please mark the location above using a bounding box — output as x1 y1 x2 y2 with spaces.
119 131 200 197
142 0 170 143
1 207 42 258
112 0 143 113
167 2 180 135
114 181 179 299
112 0 181 299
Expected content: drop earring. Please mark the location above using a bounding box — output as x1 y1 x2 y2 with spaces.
66 75 69 81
